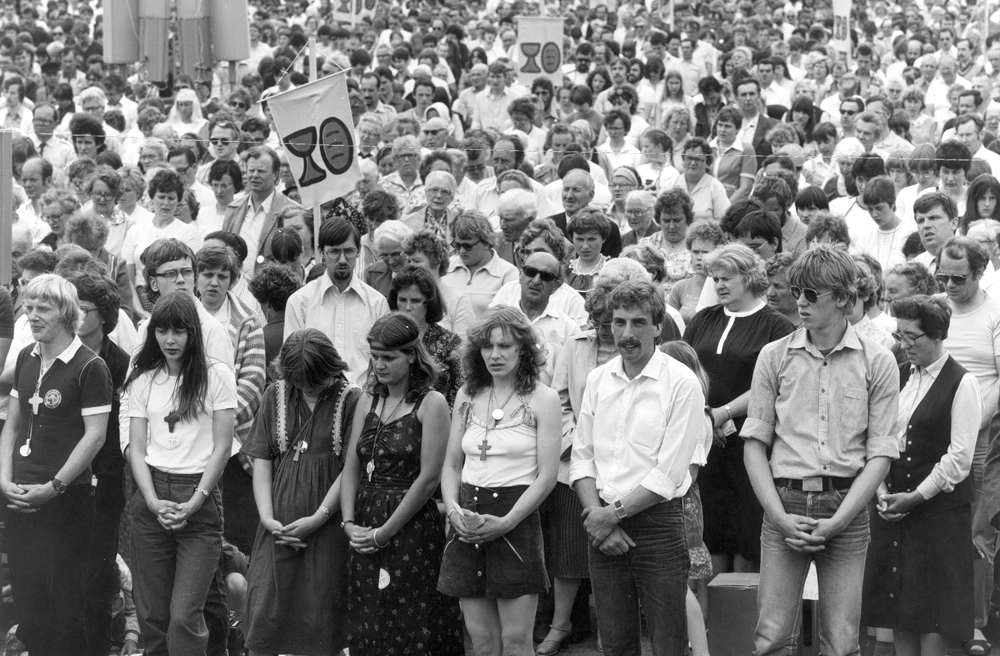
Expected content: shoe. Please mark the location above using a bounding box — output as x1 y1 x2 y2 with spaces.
536 625 571 656
964 638 992 656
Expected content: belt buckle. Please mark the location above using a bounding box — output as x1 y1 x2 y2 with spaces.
802 477 824 492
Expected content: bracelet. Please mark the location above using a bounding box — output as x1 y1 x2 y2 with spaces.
724 405 732 421
318 505 331 517
447 508 459 520
341 518 356 529
195 486 211 498
373 528 389 548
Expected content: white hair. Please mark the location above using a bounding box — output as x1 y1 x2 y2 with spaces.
498 188 537 217
374 220 414 250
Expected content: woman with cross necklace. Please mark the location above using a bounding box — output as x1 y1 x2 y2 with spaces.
438 305 562 656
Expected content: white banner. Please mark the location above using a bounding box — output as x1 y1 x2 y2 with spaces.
832 0 851 63
330 0 378 25
268 72 362 208
515 17 564 87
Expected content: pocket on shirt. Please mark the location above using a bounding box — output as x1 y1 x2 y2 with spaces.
632 408 665 449
840 386 869 432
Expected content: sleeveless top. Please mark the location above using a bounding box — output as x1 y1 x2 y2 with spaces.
459 392 538 487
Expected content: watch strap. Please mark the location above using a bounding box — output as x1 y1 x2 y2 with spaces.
613 499 628 519
50 477 67 495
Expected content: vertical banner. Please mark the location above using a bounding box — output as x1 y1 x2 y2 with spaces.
516 17 564 88
832 0 851 66
268 72 362 208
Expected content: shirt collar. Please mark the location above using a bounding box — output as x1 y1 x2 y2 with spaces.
723 299 766 318
710 136 744 151
318 270 363 296
249 190 275 215
611 348 665 381
911 350 949 379
788 320 863 355
31 334 85 363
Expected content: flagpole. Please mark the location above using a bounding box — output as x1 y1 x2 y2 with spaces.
309 36 321 260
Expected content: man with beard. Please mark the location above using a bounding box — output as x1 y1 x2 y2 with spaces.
283 219 388 386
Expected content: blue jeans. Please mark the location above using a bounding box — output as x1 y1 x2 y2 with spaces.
754 486 869 656
588 499 689 656
131 469 223 656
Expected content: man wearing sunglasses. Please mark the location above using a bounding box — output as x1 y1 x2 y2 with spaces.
196 119 239 185
936 235 1000 647
741 243 900 656
503 252 580 348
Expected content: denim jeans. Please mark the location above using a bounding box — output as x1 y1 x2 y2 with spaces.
588 499 689 656
754 486 869 656
7 484 93 656
131 469 223 656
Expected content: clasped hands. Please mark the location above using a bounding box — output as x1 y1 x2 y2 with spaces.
262 513 326 550
582 505 636 556
3 480 56 513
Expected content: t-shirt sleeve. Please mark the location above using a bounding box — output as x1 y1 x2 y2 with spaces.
0 287 15 339
126 371 151 418
208 362 238 411
80 356 114 416
10 345 30 400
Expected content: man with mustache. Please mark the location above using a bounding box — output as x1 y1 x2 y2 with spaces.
570 279 707 655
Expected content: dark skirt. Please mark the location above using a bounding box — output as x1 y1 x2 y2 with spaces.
862 502 974 641
438 483 549 599
540 482 590 579
699 438 764 562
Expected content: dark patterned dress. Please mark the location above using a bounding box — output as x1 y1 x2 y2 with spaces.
347 392 464 656
423 322 462 407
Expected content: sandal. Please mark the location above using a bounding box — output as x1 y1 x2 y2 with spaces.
536 625 572 656
964 638 992 656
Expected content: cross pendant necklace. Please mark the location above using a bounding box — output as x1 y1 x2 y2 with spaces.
368 395 405 481
22 357 55 457
293 440 309 462
478 386 517 461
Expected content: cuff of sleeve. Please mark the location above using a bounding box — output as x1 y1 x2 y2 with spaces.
81 404 113 416
916 478 942 500
568 461 598 487
866 435 901 461
740 418 775 446
638 469 680 501
10 389 18 399
125 630 140 643
692 443 708 467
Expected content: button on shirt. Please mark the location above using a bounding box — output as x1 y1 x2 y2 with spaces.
238 191 274 279
283 274 390 386
897 352 981 499
741 323 900 479
569 350 707 503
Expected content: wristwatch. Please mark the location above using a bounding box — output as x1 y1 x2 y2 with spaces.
613 499 628 520
50 477 67 495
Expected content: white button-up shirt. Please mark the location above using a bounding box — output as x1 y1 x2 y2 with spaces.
283 273 389 386
569 349 707 503
238 191 274 278
442 251 519 318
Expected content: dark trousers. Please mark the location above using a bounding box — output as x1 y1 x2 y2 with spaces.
588 499 689 656
85 471 127 656
8 484 94 656
221 456 257 556
131 469 223 656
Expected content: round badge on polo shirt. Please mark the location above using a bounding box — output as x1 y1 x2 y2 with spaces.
44 389 61 409
257 255 265 264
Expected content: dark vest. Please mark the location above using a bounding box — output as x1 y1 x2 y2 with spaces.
890 356 974 517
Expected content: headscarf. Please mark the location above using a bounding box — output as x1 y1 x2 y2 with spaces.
167 88 205 127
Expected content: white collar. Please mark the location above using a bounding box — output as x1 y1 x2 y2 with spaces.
31 334 85 363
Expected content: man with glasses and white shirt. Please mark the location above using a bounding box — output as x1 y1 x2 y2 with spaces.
283 219 388 386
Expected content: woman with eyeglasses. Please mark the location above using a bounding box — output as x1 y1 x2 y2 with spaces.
116 165 153 241
227 89 252 123
863 294 979 656
81 166 132 256
596 111 641 173
120 169 203 314
896 145 938 224
365 220 414 298
664 106 693 171
440 211 519 318
38 187 78 252
684 243 795 578
678 138 731 222
605 166 640 231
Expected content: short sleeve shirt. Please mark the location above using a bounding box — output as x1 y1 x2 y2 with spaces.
11 336 113 485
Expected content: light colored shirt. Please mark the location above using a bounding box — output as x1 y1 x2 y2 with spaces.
471 87 515 132
238 191 275 278
283 273 389 386
120 219 203 285
943 294 1000 429
741 323 901 478
569 349 707 503
897 352 981 499
490 280 588 325
679 173 731 221
442 252 519 318
851 219 916 272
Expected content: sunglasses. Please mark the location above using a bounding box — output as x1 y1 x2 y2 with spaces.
229 101 248 110
935 273 970 286
451 240 481 252
522 266 559 283
790 286 834 303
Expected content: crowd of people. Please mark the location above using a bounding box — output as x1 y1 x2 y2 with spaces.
6 0 1000 655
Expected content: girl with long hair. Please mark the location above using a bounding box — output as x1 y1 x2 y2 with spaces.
241 329 363 656
342 312 464 655
960 174 1000 235
126 292 236 656
438 306 562 655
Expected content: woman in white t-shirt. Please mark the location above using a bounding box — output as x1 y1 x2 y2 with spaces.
126 292 236 656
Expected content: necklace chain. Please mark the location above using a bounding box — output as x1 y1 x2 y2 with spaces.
367 394 406 481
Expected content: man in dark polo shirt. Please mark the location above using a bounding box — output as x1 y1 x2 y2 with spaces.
70 271 134 656
0 273 113 656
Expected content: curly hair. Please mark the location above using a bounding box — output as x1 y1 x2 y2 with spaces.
402 229 449 276
117 165 146 198
67 270 120 335
886 261 937 298
366 312 438 403
518 218 567 262
65 214 109 252
462 305 546 398
685 219 725 249
361 187 401 228
655 187 694 227
86 165 121 198
248 261 300 312
148 168 185 199
703 243 770 297
567 207 612 240
452 210 496 249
